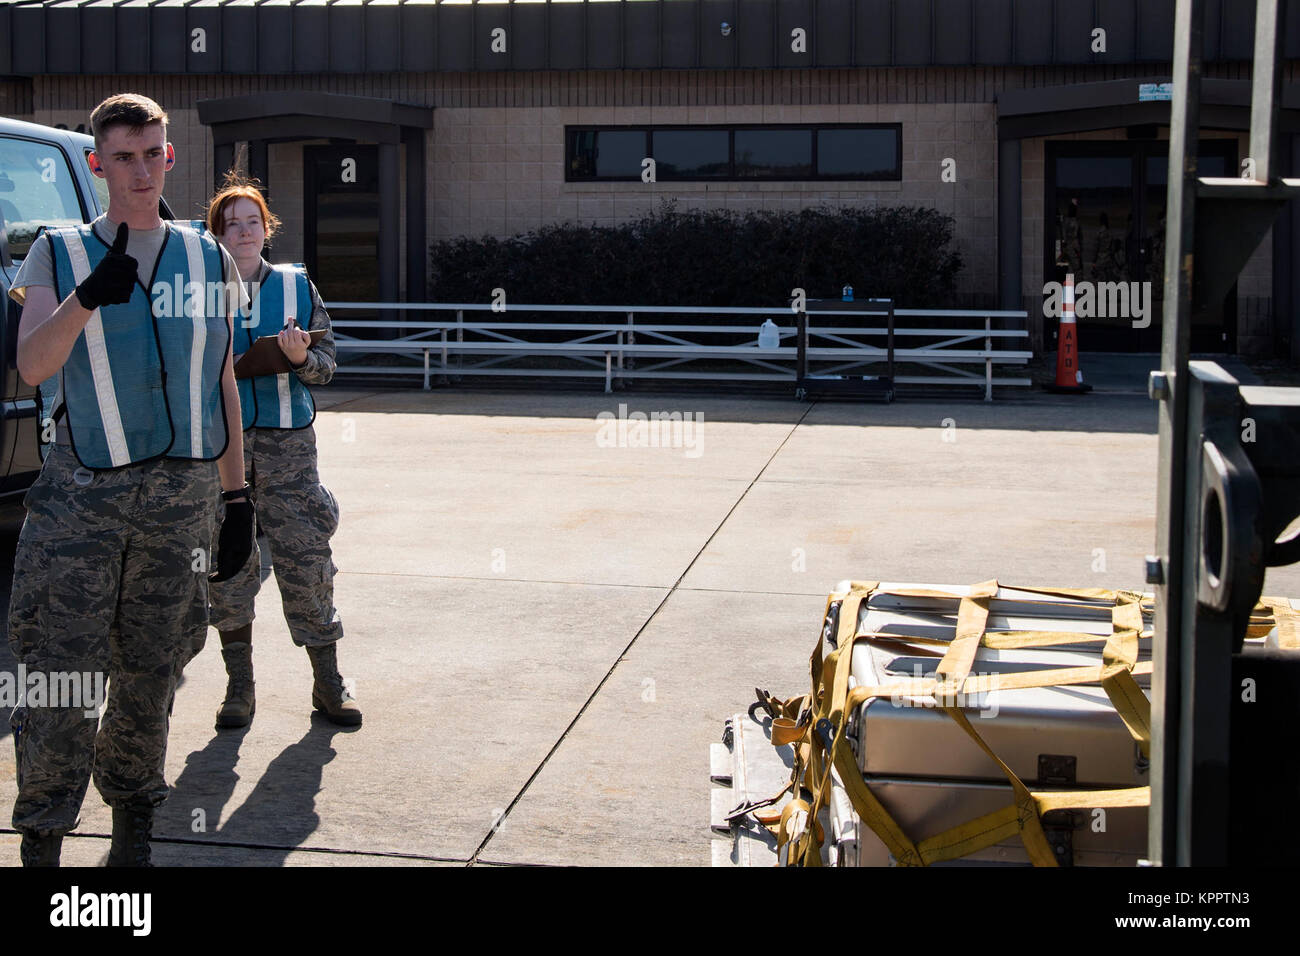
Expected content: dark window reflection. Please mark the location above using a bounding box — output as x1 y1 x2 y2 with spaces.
817 128 898 178
736 129 812 178
653 129 730 179
564 125 902 181
567 129 646 179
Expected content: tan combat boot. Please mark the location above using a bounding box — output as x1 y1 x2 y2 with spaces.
216 640 255 729
305 643 362 726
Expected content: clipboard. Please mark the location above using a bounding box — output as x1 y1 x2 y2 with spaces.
234 329 327 379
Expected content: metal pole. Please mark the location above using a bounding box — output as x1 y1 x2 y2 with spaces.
997 138 1023 311
1249 0 1285 184
886 300 895 383
985 315 993 403
404 128 427 303
1149 0 1204 868
378 142 401 338
796 308 808 383
456 309 463 383
214 142 235 191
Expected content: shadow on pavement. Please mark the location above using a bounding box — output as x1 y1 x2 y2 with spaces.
158 715 353 865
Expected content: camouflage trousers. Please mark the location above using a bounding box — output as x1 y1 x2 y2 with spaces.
8 444 220 836
208 425 342 648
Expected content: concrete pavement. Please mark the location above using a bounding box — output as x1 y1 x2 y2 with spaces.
1 385 1297 866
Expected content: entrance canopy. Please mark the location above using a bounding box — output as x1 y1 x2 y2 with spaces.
197 91 434 303
996 78 1300 358
997 77 1300 141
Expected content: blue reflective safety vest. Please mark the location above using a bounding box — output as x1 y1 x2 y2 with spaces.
232 264 317 431
44 221 231 470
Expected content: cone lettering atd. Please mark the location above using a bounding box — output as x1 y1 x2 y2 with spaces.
1046 273 1092 394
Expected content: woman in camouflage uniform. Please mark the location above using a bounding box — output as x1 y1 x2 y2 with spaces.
204 175 361 728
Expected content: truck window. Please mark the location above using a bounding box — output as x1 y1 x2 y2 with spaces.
0 137 84 262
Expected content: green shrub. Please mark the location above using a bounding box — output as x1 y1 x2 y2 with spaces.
428 202 963 309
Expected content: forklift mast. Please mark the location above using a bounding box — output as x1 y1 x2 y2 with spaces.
1149 0 1300 866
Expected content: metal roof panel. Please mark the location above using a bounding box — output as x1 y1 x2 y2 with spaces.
0 0 1284 76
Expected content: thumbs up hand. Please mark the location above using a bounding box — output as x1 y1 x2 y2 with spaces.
74 222 139 311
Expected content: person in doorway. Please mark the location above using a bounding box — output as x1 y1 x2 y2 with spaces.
203 172 361 729
1092 211 1125 283
6 93 254 866
1060 197 1083 276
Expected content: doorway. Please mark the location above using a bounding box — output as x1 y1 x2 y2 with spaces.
1045 139 1238 352
303 144 380 305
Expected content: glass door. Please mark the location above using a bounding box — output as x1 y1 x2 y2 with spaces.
1046 139 1238 353
1047 144 1143 351
304 144 379 306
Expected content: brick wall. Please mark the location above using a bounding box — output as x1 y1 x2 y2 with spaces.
434 100 996 303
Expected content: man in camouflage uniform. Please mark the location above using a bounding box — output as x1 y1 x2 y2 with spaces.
6 94 254 866
204 181 360 729
8 454 222 859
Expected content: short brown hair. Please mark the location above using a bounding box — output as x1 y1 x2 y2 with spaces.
90 93 169 149
206 170 281 241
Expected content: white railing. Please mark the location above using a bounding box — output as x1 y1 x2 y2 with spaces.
323 302 1032 401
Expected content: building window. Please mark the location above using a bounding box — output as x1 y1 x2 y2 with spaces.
654 129 730 179
565 124 902 182
816 128 900 179
736 129 814 178
567 129 648 179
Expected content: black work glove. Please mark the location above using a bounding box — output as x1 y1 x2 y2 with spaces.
209 499 255 583
74 222 137 311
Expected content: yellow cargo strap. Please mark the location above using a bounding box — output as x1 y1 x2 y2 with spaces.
933 581 996 701
757 582 1293 866
835 657 1153 866
763 581 1164 867
1100 597 1151 757
871 629 1123 651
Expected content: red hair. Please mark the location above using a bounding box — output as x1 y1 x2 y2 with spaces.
206 170 281 240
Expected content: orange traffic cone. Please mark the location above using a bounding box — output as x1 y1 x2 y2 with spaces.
1046 273 1092 394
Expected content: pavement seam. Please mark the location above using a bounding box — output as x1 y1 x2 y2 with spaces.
315 391 390 412
336 572 831 598
337 571 672 589
3 830 468 865
466 399 818 866
676 585 829 597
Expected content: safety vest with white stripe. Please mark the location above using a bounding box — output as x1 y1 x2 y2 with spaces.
232 263 316 431
44 221 231 470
